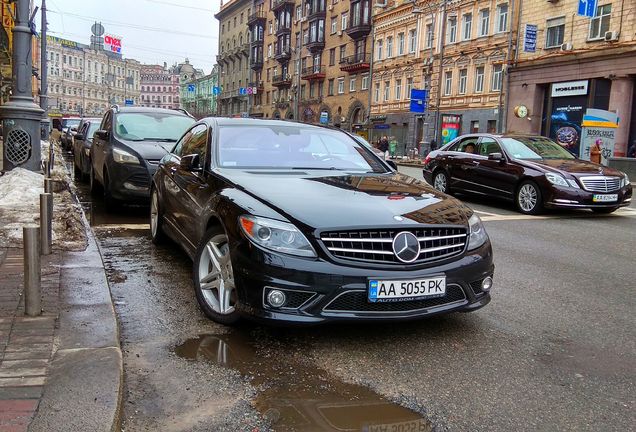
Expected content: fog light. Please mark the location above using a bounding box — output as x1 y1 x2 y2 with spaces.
482 276 493 292
267 289 286 308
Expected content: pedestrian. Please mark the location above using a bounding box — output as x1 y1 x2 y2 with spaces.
430 139 437 152
628 141 636 158
378 135 389 159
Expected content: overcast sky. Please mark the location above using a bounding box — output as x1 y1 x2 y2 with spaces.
40 0 221 73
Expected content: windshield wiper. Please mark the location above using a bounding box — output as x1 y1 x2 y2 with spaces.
140 138 176 142
290 166 339 170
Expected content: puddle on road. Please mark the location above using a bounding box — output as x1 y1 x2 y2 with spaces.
175 332 432 432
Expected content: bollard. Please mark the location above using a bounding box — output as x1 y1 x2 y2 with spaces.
44 177 52 193
23 226 42 316
42 160 50 177
40 193 52 255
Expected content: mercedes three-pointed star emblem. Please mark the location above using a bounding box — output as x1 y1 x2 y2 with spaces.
392 231 421 263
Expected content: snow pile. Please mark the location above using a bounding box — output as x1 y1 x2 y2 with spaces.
0 140 87 250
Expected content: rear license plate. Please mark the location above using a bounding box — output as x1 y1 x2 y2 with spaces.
593 194 618 202
368 276 446 303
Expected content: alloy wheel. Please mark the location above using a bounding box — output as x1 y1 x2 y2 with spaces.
197 234 235 315
150 190 159 238
518 183 538 212
434 172 447 192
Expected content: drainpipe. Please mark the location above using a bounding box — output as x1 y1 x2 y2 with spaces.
499 0 515 133
366 11 375 139
434 0 447 143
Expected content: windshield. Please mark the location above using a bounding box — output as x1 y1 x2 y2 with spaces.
62 119 80 128
500 137 576 160
114 113 195 142
87 122 101 140
218 125 387 173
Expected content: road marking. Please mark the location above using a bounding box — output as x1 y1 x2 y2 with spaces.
92 224 150 230
472 209 501 217
482 208 636 222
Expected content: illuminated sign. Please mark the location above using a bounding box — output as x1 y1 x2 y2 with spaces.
46 35 81 49
104 34 122 53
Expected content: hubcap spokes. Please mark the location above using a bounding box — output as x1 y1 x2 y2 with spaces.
519 185 537 212
435 174 446 192
150 193 158 236
199 237 235 315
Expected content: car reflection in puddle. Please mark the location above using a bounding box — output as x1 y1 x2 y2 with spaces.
175 333 432 431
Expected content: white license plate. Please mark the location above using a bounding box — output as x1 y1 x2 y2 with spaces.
593 194 618 202
368 276 446 303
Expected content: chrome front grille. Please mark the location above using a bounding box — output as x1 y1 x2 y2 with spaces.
320 227 467 265
580 176 621 192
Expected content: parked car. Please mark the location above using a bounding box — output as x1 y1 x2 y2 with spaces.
72 118 102 181
60 117 81 151
89 106 195 208
151 118 494 325
423 134 632 215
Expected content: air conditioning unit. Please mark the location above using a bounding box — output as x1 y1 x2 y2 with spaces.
560 42 573 51
604 31 619 41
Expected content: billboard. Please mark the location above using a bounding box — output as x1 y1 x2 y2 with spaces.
104 34 122 54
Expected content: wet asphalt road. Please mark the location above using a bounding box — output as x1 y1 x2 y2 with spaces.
73 165 635 432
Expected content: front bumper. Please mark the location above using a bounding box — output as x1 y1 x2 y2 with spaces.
106 160 157 201
232 240 494 324
544 184 632 209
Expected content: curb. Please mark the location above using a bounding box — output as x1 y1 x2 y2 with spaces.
29 198 123 431
395 161 426 168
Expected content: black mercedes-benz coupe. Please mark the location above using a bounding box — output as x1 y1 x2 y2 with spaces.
151 118 494 325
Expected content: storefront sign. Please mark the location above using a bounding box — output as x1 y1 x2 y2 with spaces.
523 24 538 52
46 35 81 50
441 115 461 145
580 109 619 165
551 80 588 98
373 124 390 129
104 34 122 54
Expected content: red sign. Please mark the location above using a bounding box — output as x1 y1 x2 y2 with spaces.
104 34 122 53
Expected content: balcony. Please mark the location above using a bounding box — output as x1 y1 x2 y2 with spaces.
274 46 292 62
308 8 326 20
272 74 293 88
339 52 371 73
346 19 371 40
250 38 264 48
272 0 294 12
301 65 326 81
276 25 292 37
247 11 266 25
250 57 264 70
306 38 325 53
241 43 250 55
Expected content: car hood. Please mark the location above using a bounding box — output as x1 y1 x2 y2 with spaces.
516 158 625 177
123 140 174 160
219 170 472 230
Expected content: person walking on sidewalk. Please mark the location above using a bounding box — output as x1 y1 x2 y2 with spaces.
378 136 389 160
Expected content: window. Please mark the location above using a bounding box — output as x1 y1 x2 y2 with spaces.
383 81 390 101
406 77 413 98
339 45 346 60
374 82 380 102
462 13 472 40
496 3 508 33
387 36 393 57
296 5 302 20
328 79 335 95
425 24 433 48
338 77 345 94
492 64 503 91
361 73 369 90
408 29 417 53
589 4 611 39
176 124 208 159
546 17 565 48
376 39 383 60
341 13 348 30
475 66 484 92
447 16 457 43
444 71 452 95
350 75 357 92
331 17 337 34
479 9 490 36
397 33 405 55
458 69 467 94
268 44 272 58
269 20 273 34
329 48 336 65
395 79 402 100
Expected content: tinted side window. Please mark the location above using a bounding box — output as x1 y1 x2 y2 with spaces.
181 124 208 161
479 138 502 156
172 127 195 157
449 137 479 153
100 112 112 132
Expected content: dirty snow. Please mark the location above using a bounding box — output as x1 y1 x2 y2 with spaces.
0 140 87 250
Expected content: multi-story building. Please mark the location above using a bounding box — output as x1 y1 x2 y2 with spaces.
176 58 204 109
140 63 180 109
216 0 252 117
371 0 519 154
44 35 141 118
0 1 16 104
507 0 635 157
181 65 219 118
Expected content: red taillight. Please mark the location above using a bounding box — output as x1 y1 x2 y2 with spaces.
424 155 431 165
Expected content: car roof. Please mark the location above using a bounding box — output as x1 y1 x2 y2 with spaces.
445 133 554 142
113 106 192 117
202 117 332 131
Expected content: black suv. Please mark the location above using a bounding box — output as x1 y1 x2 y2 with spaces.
89 106 195 208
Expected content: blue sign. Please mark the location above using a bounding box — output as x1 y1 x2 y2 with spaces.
410 89 428 113
212 86 221 95
239 87 247 95
319 111 329 125
373 124 390 130
187 84 195 92
524 24 538 52
124 99 133 106
577 0 597 17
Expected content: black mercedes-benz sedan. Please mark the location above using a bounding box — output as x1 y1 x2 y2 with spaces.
151 118 494 325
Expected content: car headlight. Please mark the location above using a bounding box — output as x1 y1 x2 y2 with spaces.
621 174 630 188
545 172 570 187
112 147 140 164
239 215 317 258
467 214 488 251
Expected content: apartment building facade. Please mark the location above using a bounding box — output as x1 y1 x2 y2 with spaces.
44 35 141 118
180 65 219 118
140 63 180 109
506 0 635 157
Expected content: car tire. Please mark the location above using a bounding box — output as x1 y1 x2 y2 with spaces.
73 159 82 180
102 170 119 211
150 187 167 245
433 170 450 194
89 164 101 195
193 226 240 326
591 206 619 214
516 180 543 215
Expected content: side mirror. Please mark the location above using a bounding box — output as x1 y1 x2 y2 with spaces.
180 153 202 172
75 134 84 141
71 126 78 132
385 160 398 170
94 130 109 140
488 152 505 162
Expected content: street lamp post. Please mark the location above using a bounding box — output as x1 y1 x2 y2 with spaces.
0 0 45 172
40 0 50 140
